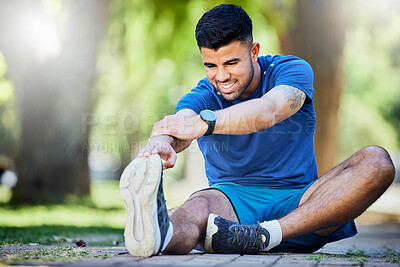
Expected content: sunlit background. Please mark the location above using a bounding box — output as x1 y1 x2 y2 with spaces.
0 0 399 230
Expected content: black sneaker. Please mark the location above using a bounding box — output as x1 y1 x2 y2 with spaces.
119 154 172 257
204 214 270 254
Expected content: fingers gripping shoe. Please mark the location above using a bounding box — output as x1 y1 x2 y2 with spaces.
119 154 172 257
205 214 270 254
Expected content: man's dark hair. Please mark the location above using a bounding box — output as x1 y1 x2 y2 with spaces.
195 4 253 50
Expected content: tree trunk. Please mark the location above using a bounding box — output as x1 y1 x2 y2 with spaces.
0 0 108 204
278 0 346 175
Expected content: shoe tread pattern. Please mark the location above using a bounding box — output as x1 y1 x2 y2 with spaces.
119 154 162 257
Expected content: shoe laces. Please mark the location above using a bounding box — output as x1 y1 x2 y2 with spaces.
229 224 266 251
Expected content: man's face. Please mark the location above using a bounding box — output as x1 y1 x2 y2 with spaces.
200 40 256 101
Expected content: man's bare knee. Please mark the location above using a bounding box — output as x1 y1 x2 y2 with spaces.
363 146 394 176
357 146 395 189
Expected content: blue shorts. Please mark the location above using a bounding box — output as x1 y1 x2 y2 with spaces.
209 181 358 253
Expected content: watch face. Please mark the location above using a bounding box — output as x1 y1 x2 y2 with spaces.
201 110 216 121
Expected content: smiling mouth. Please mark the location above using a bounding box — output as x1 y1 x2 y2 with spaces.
218 81 237 93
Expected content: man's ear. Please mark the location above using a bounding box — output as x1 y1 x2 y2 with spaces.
251 42 260 61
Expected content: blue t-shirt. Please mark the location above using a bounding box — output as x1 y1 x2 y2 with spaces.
175 55 318 188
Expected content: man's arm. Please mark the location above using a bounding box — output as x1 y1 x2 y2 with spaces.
214 85 306 135
150 84 306 138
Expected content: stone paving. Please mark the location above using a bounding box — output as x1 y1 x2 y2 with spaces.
1 223 399 266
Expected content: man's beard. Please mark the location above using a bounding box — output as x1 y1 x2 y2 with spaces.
216 62 254 101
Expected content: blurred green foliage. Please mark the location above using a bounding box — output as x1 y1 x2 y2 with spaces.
0 185 11 203
93 1 207 162
0 52 19 159
339 0 400 160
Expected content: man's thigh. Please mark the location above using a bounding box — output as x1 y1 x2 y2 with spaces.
298 146 383 207
297 150 364 237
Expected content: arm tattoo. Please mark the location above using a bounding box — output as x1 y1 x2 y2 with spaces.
276 85 306 110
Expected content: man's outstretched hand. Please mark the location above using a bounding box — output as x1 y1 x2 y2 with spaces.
137 135 177 169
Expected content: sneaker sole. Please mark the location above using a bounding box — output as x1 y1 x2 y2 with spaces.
204 213 218 253
119 154 162 257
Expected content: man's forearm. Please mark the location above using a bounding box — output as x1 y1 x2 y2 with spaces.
214 98 276 135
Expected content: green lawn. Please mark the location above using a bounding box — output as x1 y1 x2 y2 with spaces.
0 176 192 248
0 180 126 246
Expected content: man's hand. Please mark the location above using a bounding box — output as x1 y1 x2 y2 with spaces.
137 135 177 169
150 114 207 140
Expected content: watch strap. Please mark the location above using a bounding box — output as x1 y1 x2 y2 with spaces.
200 110 216 136
204 120 215 136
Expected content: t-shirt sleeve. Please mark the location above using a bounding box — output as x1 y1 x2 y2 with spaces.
174 79 220 114
273 57 314 103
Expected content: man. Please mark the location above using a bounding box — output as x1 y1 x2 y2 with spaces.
119 4 395 256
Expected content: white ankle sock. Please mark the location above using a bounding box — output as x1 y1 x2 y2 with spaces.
161 221 174 252
260 220 282 251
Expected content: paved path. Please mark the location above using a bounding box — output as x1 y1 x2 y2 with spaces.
1 223 399 266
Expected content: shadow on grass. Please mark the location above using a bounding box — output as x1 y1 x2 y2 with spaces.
0 225 124 246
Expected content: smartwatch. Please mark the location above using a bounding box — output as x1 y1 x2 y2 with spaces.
199 110 217 136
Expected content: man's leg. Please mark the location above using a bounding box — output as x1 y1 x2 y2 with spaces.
278 146 395 240
205 146 395 253
163 189 238 254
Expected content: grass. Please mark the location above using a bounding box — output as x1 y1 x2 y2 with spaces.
0 178 191 249
346 248 365 256
345 248 367 263
0 181 125 227
0 246 93 265
347 255 368 263
0 181 127 264
385 250 400 264
0 204 126 228
0 181 125 246
0 225 124 246
306 249 369 263
306 253 330 262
